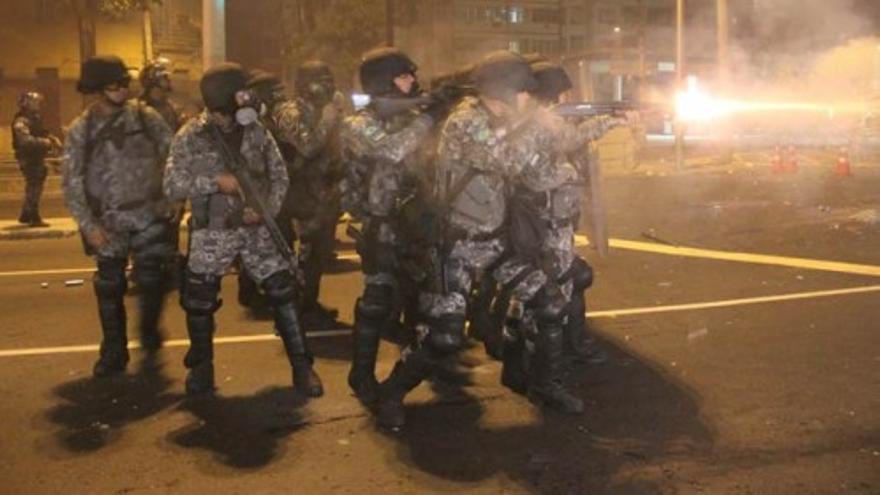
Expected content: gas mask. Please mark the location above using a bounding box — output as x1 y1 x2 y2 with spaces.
304 80 335 106
234 89 266 126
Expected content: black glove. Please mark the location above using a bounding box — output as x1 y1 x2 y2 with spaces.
423 86 459 124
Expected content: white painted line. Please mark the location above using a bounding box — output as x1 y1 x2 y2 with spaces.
2 285 879 359
0 267 95 278
587 284 880 318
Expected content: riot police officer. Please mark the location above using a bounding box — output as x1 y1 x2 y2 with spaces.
163 63 323 397
376 51 545 429
340 47 446 405
244 63 346 329
138 58 184 131
12 91 60 227
62 55 175 376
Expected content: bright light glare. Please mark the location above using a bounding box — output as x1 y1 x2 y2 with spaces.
675 77 731 122
675 77 866 122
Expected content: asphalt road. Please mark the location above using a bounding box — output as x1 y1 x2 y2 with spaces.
0 166 878 494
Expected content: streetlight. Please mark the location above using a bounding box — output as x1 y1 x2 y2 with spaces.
675 0 685 170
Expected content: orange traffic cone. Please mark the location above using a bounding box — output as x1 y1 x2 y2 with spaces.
834 147 852 177
771 145 784 173
783 145 798 173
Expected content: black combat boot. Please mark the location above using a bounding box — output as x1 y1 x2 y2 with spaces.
500 299 528 394
184 313 216 395
135 260 167 356
274 302 324 397
377 346 433 430
564 293 608 365
529 323 584 415
92 271 130 377
347 298 384 404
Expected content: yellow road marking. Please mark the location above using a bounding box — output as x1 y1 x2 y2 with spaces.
574 235 880 277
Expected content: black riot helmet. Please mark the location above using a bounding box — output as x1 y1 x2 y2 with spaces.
139 57 173 92
472 50 538 103
359 47 418 97
246 69 285 106
530 61 573 104
296 60 336 104
200 62 249 114
17 91 44 110
77 55 132 94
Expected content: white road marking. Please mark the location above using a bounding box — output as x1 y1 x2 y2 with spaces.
1 285 878 359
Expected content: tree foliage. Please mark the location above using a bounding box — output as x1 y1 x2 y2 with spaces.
283 0 387 89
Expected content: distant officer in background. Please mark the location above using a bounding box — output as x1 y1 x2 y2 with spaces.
62 55 175 377
138 58 184 132
12 91 61 227
244 62 346 329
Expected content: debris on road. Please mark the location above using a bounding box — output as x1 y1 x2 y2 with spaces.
849 209 878 224
642 229 678 246
40 282 48 289
64 279 84 287
688 328 709 342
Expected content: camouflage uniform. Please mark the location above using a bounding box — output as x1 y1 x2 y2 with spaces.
271 94 345 316
497 112 622 393
62 100 175 370
341 104 435 400
12 109 54 225
140 96 184 132
163 112 290 281
164 110 323 396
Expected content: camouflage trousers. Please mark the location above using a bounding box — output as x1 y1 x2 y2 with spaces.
18 159 47 222
419 236 509 319
188 225 291 284
94 220 178 263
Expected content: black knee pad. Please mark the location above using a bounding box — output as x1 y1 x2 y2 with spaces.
182 271 221 315
133 257 165 288
262 270 296 306
356 284 394 320
529 286 568 325
94 258 128 298
564 256 594 292
426 315 467 356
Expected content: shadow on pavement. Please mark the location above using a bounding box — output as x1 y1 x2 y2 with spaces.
45 357 181 454
167 387 308 470
383 334 714 494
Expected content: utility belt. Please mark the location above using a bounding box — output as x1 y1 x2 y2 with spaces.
190 193 245 231
446 224 506 243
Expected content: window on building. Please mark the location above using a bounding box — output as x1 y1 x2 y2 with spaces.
622 6 643 26
508 40 521 53
648 7 674 26
568 6 586 25
532 8 560 24
597 6 618 25
509 6 525 24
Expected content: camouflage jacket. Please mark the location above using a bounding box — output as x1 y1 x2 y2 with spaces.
62 100 173 234
163 111 288 229
271 95 343 180
140 96 184 132
340 106 433 218
516 112 620 222
12 111 52 161
436 97 541 235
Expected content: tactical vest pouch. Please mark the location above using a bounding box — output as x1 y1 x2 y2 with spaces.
507 188 548 262
550 183 581 222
